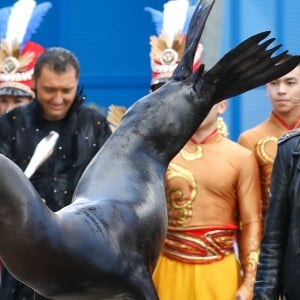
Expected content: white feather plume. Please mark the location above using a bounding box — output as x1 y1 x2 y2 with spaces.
162 0 189 48
5 0 36 48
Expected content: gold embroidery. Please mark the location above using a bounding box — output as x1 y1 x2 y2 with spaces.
180 145 203 160
255 136 278 164
243 248 260 272
255 136 278 224
241 247 260 292
166 163 197 226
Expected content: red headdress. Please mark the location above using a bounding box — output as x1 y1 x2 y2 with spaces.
145 0 203 90
0 0 52 98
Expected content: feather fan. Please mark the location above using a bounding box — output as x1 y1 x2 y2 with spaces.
107 105 127 133
144 7 163 36
161 0 189 47
145 0 195 48
5 0 36 47
4 0 52 50
22 2 52 48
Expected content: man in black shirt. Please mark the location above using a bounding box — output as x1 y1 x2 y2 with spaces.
0 47 111 299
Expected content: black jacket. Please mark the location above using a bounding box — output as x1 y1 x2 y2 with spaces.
0 101 111 300
0 101 111 211
254 130 300 300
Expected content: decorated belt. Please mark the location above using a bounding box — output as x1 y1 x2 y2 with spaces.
163 225 238 264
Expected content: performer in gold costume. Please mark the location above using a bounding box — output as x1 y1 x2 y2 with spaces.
145 2 262 299
238 59 300 229
152 99 262 300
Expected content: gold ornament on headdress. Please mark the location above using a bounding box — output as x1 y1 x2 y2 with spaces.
150 33 185 63
0 40 34 74
150 33 186 74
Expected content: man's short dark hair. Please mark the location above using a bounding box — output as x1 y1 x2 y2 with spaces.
33 47 80 79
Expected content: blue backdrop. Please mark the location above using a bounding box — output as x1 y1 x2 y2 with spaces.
221 0 300 140
3 0 299 139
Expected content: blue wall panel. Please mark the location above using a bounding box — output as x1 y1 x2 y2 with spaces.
3 0 299 137
221 0 300 140
4 0 166 112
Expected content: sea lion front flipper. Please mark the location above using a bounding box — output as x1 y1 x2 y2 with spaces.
0 154 55 284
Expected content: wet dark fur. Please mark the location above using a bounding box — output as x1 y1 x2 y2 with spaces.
0 0 299 299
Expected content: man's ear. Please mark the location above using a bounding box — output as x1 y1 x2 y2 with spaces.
218 100 227 115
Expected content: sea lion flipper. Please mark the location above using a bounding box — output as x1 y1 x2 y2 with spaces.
0 154 53 275
171 0 215 81
201 32 300 102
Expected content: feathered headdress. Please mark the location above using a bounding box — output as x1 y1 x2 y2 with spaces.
0 0 52 98
145 0 203 89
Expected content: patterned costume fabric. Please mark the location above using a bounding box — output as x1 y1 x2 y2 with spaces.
153 130 262 300
238 111 300 229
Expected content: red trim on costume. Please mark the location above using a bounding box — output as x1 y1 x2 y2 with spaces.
184 224 239 236
190 128 218 144
163 225 238 264
272 111 300 130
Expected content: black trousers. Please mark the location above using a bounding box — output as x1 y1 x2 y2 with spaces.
0 267 51 300
0 267 34 300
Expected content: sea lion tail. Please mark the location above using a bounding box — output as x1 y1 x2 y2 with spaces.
171 0 215 81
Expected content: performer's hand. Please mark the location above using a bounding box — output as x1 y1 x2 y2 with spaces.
235 284 252 300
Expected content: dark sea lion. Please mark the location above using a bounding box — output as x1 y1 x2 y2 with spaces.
0 0 299 299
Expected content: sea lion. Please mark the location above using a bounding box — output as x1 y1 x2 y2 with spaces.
0 0 299 299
